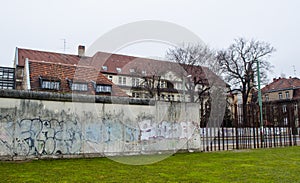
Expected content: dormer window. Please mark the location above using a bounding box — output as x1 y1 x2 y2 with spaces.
42 81 60 90
39 76 60 90
129 69 135 73
102 66 108 71
67 79 88 91
70 83 88 91
96 84 112 93
142 70 146 75
116 67 122 73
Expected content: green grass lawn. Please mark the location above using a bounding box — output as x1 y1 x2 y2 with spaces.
0 147 300 183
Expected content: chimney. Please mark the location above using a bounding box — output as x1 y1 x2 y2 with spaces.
78 45 85 57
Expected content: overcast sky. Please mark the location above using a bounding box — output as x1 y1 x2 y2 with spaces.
1 0 299 81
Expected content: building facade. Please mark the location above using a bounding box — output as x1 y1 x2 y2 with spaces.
13 46 222 103
261 77 300 127
262 77 300 102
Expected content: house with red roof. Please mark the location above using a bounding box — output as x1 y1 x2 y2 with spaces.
15 46 127 97
262 77 300 102
14 45 224 102
261 77 300 127
92 51 225 102
24 60 127 96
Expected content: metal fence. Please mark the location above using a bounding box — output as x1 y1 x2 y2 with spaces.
200 101 300 152
200 127 300 152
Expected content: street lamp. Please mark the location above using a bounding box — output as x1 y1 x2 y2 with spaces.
183 75 192 102
256 60 264 142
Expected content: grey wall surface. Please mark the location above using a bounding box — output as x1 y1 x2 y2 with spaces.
0 90 201 160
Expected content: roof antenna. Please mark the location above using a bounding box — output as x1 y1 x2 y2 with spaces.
61 38 68 53
293 65 296 76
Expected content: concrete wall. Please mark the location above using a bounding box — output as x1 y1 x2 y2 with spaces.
0 90 201 160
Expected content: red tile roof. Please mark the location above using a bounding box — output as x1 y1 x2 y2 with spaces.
28 60 128 97
94 52 224 87
18 48 82 67
262 77 300 93
18 47 224 88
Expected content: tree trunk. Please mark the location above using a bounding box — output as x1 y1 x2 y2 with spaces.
242 93 248 127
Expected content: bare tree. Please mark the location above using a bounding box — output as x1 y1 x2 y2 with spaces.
166 43 218 102
217 38 275 126
125 63 165 100
140 75 161 99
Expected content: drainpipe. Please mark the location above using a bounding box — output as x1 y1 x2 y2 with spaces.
25 58 31 90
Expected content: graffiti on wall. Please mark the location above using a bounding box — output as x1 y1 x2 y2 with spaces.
0 115 14 156
0 111 199 157
139 120 198 140
6 118 81 156
0 114 142 156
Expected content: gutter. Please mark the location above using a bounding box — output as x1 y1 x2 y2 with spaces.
25 58 31 90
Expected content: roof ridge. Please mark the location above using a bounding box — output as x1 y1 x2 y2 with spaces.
28 59 97 69
18 47 82 57
18 47 196 66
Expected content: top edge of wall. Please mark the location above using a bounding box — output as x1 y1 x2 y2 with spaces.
0 89 158 105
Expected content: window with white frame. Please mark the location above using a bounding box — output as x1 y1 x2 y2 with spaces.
71 83 88 91
0 70 14 79
160 81 165 88
118 77 126 85
0 83 14 89
41 80 60 90
132 92 140 98
167 95 174 101
282 105 287 113
284 117 288 125
118 77 122 84
285 91 290 99
265 94 269 101
278 92 283 100
132 78 140 87
96 85 112 93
